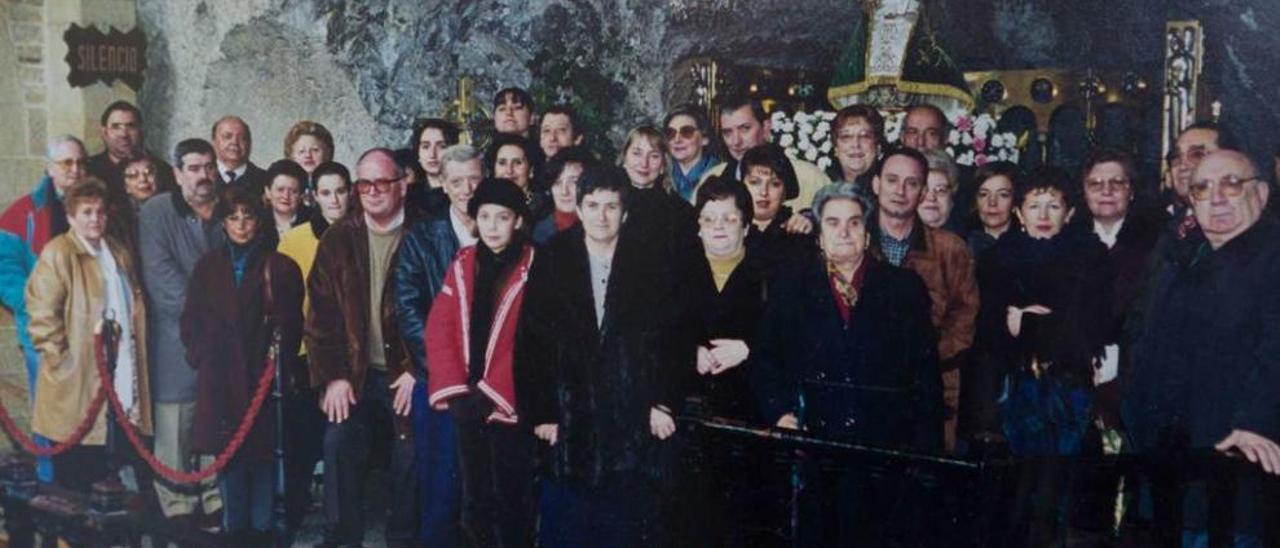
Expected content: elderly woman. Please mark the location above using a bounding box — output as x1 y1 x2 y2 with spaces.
532 146 594 245
1078 149 1160 426
181 186 303 543
284 121 335 177
919 149 962 235
425 178 536 548
754 181 942 546
826 104 884 187
966 161 1021 258
683 176 788 546
264 159 311 237
664 105 721 202
972 167 1111 546
26 179 152 491
275 160 350 532
740 144 817 275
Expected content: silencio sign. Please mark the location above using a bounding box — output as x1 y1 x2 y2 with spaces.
63 24 146 90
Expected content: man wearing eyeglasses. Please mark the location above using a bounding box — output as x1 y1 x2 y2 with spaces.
0 135 90 482
87 101 176 202
307 148 422 548
1127 149 1280 545
1127 123 1226 375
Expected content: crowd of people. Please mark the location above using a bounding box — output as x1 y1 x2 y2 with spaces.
3 86 1278 547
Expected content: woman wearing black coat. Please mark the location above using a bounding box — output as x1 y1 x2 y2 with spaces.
516 166 693 548
753 182 943 546
972 167 1112 546
679 177 788 547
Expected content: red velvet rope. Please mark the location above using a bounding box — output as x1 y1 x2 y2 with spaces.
0 320 277 484
0 335 109 456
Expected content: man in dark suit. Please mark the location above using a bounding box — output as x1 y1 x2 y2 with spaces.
212 115 268 196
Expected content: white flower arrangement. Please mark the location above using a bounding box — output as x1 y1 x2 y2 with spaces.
769 109 1022 170
943 113 1021 167
770 110 837 171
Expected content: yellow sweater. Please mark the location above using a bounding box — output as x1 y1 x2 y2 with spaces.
277 222 320 355
707 247 745 291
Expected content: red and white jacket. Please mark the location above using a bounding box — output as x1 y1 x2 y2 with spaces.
424 244 534 424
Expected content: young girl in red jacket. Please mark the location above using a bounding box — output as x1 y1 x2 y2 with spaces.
425 177 535 547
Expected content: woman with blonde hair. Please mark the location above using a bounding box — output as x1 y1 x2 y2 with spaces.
614 126 698 273
283 121 335 177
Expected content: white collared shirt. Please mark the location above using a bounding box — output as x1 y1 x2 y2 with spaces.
1093 217 1126 249
218 161 248 183
449 207 478 247
365 209 406 235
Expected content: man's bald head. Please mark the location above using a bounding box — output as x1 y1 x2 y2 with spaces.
1191 149 1269 249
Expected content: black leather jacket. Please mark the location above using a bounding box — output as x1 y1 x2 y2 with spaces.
394 212 461 381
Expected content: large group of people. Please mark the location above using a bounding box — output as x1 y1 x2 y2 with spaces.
2 88 1277 548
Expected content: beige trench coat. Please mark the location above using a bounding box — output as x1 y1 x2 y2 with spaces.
25 233 152 444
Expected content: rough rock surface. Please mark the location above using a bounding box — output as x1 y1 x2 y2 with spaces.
137 0 1280 165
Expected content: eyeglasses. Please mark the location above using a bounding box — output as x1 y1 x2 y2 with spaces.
124 167 156 180
697 213 742 227
1188 175 1260 202
924 185 952 198
665 125 698 141
1084 177 1131 193
355 177 400 195
52 158 87 170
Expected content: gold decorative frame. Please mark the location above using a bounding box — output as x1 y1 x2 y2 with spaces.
1161 20 1204 175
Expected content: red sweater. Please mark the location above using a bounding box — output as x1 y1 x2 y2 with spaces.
425 244 534 424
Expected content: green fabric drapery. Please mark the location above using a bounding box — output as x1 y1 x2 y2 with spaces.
827 0 973 112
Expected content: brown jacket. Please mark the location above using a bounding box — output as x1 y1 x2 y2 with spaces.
902 225 980 365
26 233 152 444
305 214 413 397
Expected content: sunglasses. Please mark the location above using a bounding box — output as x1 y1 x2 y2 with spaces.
1188 175 1259 202
665 125 699 141
124 167 156 180
355 177 400 195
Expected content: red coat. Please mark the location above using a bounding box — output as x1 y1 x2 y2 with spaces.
425 244 534 424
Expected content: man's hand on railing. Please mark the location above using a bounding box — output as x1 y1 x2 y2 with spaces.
534 424 558 446
776 413 800 430
1215 429 1280 475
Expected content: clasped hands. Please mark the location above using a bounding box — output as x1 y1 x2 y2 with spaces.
696 339 749 376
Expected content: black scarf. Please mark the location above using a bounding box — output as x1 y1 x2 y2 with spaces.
467 240 523 384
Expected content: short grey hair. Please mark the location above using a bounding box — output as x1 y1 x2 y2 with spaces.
46 134 86 161
922 149 959 192
812 182 876 231
441 143 481 168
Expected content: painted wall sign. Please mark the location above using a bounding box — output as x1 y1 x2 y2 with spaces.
63 24 147 90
